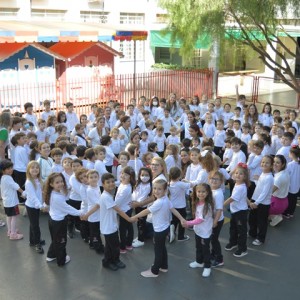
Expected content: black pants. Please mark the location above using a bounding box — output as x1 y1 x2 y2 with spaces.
151 227 169 275
26 206 41 245
103 231 120 265
213 146 224 160
247 181 256 200
171 207 186 240
47 217 67 266
195 234 211 268
89 221 104 251
248 204 270 242
80 220 90 241
106 165 113 173
119 209 133 250
211 219 224 262
135 207 147 242
67 199 81 233
229 210 248 252
228 178 235 195
13 170 26 203
284 192 298 215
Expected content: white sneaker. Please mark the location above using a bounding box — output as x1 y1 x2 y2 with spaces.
169 224 175 243
132 240 145 248
189 261 204 268
133 237 138 242
65 255 71 264
46 256 56 262
270 215 283 227
252 239 263 246
202 268 211 277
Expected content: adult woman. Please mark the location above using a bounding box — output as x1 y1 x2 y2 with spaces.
180 148 191 178
188 124 202 142
166 93 180 121
87 117 108 147
182 112 203 139
0 112 11 161
118 116 132 150
269 155 290 227
244 104 259 128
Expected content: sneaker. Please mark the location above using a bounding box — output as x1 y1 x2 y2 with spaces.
126 245 133 251
95 245 105 254
46 256 56 262
65 255 71 265
30 239 46 247
211 260 224 268
159 268 168 273
178 235 190 242
252 239 263 246
141 269 159 278
133 237 138 242
132 240 145 248
67 231 74 239
283 214 291 219
74 228 81 233
233 249 248 258
35 245 44 254
9 233 23 240
189 261 204 268
225 243 238 251
270 215 283 227
169 224 175 243
0 220 6 227
120 249 127 254
103 263 118 271
115 260 126 269
202 268 211 278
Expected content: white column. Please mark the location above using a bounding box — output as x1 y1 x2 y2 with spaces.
208 39 220 98
264 41 277 78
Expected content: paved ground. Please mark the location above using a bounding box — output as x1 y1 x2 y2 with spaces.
0 202 299 300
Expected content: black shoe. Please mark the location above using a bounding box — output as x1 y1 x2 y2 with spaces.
224 243 238 251
102 261 118 271
40 239 46 246
35 245 44 254
115 260 126 269
83 238 89 243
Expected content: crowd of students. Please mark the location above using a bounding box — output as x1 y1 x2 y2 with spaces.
0 91 299 279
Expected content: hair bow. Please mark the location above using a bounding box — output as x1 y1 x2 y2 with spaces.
200 150 209 157
291 144 298 149
238 162 247 169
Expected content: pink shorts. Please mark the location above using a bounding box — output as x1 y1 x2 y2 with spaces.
269 196 288 215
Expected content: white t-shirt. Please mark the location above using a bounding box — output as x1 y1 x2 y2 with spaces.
88 127 106 148
276 146 291 163
69 174 82 201
226 150 246 173
99 190 118 235
193 202 213 238
165 155 181 173
104 145 115 166
169 181 190 208
94 160 108 186
14 145 29 172
0 175 20 207
87 186 101 222
153 134 166 152
230 183 248 213
213 130 226 147
287 161 300 193
35 129 47 142
247 154 262 182
252 172 274 205
41 110 55 121
273 169 290 198
66 112 79 132
25 179 43 209
148 195 173 232
132 183 151 207
212 188 224 221
115 183 132 212
203 123 216 138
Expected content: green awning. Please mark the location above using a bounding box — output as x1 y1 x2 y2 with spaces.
278 31 300 37
150 30 211 49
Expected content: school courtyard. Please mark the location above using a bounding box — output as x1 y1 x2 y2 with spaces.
0 202 299 300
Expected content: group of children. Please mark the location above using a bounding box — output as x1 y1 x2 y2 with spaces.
0 92 299 279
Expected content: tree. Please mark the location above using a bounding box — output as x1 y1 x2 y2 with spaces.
159 0 300 94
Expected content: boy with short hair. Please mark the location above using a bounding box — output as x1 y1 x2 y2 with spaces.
276 131 294 162
153 126 166 157
241 123 252 145
166 126 180 145
233 120 242 139
65 102 79 133
23 102 37 128
85 148 96 170
94 145 109 188
36 119 47 142
51 148 64 173
41 100 55 121
66 143 78 160
88 103 98 124
83 173 132 271
226 137 246 175
101 135 117 173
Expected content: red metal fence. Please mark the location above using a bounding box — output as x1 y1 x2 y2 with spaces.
217 73 300 110
0 69 213 117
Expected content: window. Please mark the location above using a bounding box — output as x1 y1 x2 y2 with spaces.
120 13 144 25
118 40 145 61
80 11 108 23
31 9 66 21
155 14 168 24
0 8 19 18
192 50 202 68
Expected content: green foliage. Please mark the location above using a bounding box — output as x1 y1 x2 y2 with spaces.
151 63 206 71
159 0 300 92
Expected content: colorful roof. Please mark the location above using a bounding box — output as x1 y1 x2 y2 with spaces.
0 20 148 43
0 42 66 63
49 41 123 59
